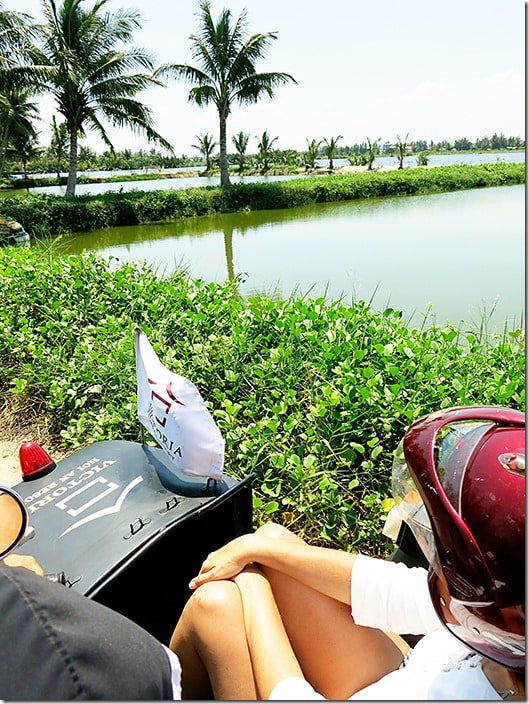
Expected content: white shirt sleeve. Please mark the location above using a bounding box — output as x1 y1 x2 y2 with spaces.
161 645 182 699
350 554 443 635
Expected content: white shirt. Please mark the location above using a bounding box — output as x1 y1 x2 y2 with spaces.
269 556 501 700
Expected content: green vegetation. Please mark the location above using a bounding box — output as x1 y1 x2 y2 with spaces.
2 162 524 239
0 247 524 554
256 130 279 174
1 141 524 182
192 133 217 174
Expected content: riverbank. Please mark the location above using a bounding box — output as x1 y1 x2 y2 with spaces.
2 162 524 240
3 148 524 191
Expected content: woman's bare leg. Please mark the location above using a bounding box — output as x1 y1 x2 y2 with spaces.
169 579 257 700
255 522 408 699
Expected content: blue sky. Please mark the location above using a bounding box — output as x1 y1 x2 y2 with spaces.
13 0 525 155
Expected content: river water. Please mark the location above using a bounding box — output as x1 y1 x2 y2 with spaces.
46 183 525 333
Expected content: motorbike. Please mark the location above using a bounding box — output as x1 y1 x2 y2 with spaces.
0 437 426 647
1 439 254 645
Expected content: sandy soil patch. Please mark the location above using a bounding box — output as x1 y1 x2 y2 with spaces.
0 440 25 486
0 406 65 487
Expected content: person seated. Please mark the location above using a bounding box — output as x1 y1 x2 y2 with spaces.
168 406 525 700
0 510 182 699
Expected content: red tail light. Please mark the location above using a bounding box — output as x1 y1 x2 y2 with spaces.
19 442 56 481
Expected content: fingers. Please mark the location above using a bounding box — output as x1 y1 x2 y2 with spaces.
3 553 45 576
188 549 241 590
189 559 215 590
188 535 256 590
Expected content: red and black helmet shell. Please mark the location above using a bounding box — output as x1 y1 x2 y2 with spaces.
402 406 525 669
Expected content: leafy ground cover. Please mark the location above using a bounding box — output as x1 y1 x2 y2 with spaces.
0 248 524 555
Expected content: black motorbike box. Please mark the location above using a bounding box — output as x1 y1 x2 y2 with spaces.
13 440 254 644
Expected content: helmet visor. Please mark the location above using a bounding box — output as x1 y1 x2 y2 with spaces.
393 418 497 568
392 439 436 563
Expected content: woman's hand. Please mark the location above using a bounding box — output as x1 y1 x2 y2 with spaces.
189 533 263 589
3 553 44 576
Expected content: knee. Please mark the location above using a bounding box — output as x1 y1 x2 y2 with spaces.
189 580 240 620
256 521 298 542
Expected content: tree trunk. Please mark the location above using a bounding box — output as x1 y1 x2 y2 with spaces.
218 110 231 188
66 128 79 197
0 126 10 176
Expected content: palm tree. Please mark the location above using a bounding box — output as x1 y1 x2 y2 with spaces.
322 135 343 171
304 138 322 170
366 137 380 171
232 130 249 174
8 130 41 176
0 5 39 176
154 0 296 187
27 0 173 196
0 5 34 70
192 132 216 173
0 85 39 175
256 129 278 174
395 133 409 169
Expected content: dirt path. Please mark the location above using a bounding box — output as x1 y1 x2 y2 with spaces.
0 440 25 486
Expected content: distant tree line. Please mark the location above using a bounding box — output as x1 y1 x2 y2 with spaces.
3 130 523 178
336 133 524 156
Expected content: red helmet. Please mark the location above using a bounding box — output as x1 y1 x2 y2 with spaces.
392 406 525 670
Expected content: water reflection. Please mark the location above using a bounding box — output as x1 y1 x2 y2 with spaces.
43 185 524 333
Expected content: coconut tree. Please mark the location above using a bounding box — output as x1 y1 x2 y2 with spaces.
395 132 409 169
8 130 41 176
366 137 380 171
322 134 343 171
154 0 296 187
256 129 278 174
304 138 322 170
27 0 173 197
232 130 249 174
0 4 39 173
0 85 39 175
192 132 216 173
0 5 34 70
